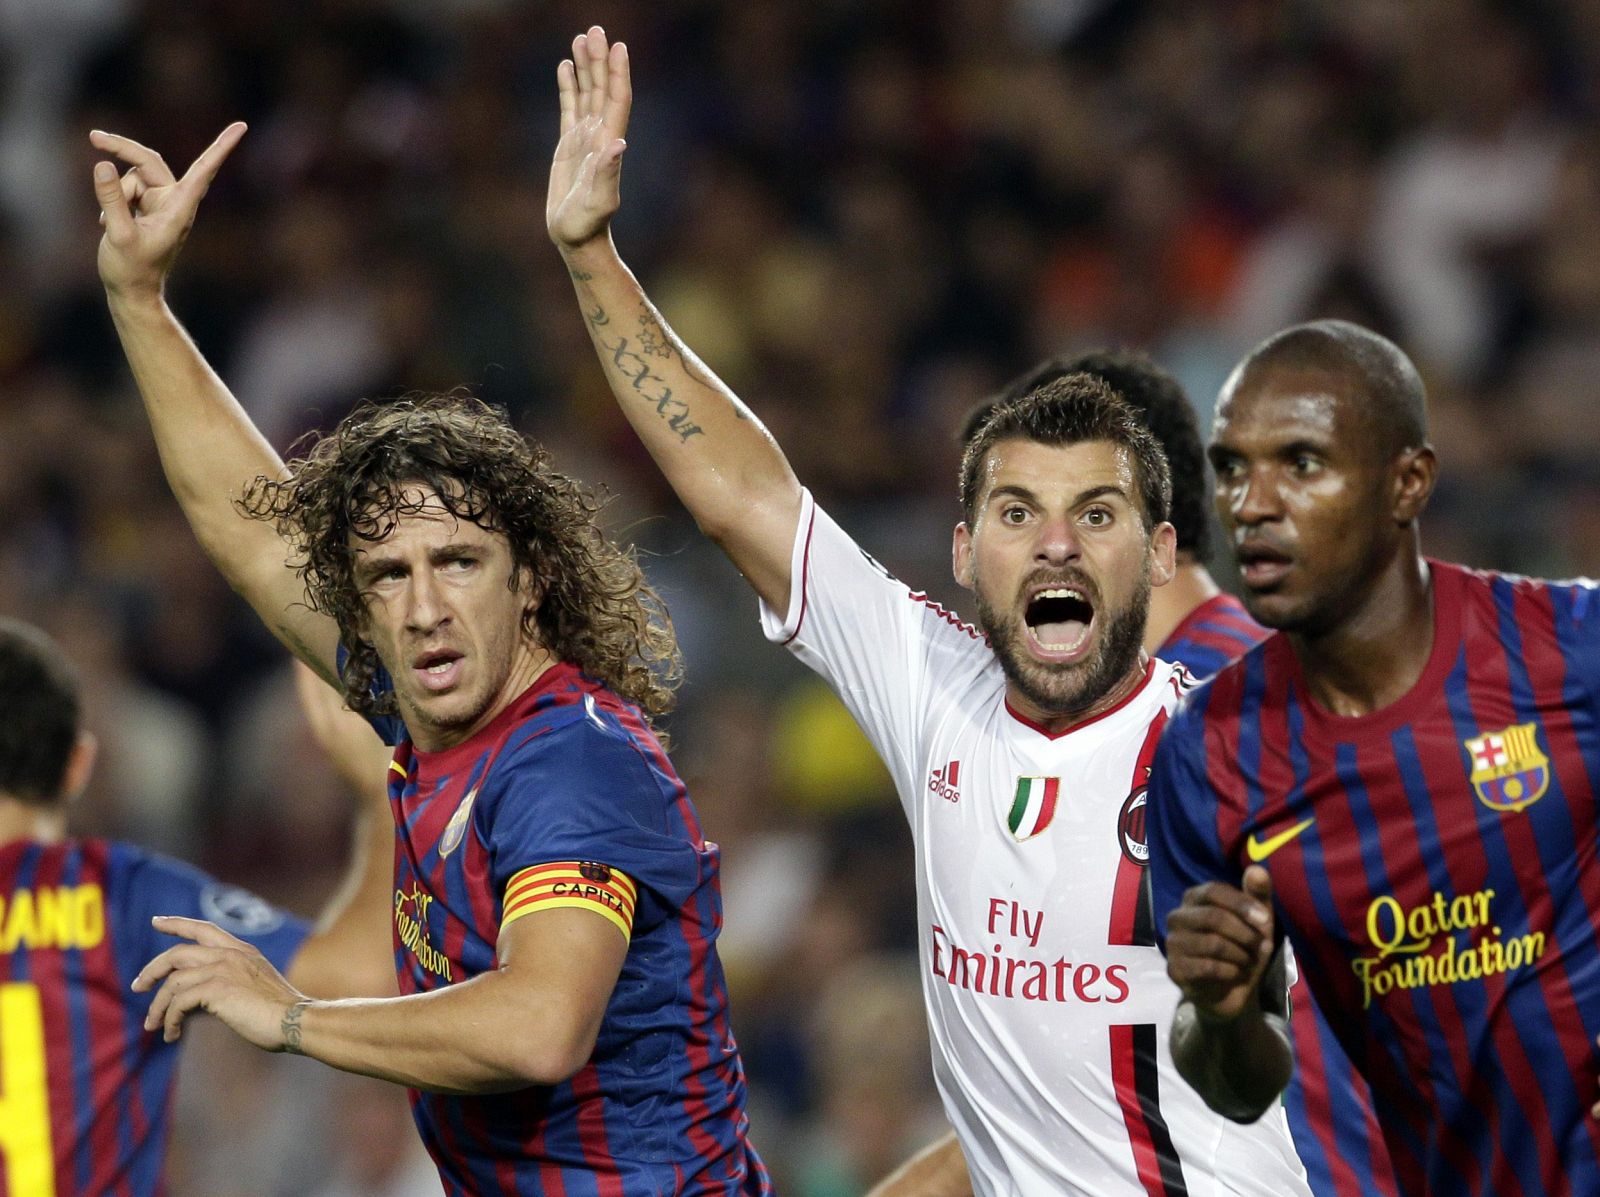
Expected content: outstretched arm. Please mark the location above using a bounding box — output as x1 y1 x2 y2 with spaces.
1165 867 1294 1122
547 27 802 613
134 904 626 1095
283 663 399 1001
91 125 340 681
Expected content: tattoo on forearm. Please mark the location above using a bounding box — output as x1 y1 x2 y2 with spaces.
569 268 594 282
281 999 311 1055
637 312 673 359
584 303 705 442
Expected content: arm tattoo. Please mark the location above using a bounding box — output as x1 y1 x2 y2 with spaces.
636 311 673 359
583 303 705 442
281 998 311 1055
569 268 594 282
606 335 705 441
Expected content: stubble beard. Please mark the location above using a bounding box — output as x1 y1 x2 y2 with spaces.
975 566 1152 720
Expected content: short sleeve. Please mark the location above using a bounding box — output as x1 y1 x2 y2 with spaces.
757 489 988 809
1146 697 1235 952
1544 578 1600 704
127 851 311 974
478 713 703 934
336 643 408 746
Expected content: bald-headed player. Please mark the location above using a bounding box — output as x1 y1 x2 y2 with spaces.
1151 319 1600 1197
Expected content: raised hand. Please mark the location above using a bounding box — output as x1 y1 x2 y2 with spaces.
1165 865 1277 1022
132 915 308 1051
547 26 631 252
90 123 246 299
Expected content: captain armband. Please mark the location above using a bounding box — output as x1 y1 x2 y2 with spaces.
502 861 637 942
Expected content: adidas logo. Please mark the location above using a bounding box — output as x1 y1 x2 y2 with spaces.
928 760 962 803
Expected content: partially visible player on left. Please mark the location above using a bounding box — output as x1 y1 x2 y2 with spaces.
0 620 396 1197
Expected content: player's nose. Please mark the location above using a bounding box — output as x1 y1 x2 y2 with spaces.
1034 512 1081 564
403 570 450 634
1228 465 1284 525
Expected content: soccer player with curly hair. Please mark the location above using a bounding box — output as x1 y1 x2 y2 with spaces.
89 122 770 1196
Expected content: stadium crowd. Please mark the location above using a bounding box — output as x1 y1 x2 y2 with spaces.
3 0 1599 1192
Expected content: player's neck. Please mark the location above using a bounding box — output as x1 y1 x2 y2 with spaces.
1291 551 1433 718
1142 556 1219 656
0 797 65 848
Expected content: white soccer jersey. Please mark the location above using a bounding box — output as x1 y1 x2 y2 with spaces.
760 493 1309 1197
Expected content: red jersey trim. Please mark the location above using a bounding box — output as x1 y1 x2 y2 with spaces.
780 509 818 648
1004 658 1158 740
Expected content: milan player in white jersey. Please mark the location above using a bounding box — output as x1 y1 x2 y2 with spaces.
546 27 1309 1197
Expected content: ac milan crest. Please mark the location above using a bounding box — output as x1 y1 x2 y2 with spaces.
1118 788 1149 865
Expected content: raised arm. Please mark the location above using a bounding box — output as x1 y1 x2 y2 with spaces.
282 663 399 1001
91 125 340 680
546 27 802 612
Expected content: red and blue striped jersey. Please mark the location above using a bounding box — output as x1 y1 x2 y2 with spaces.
0 837 308 1197
366 661 770 1197
1148 560 1600 1197
1160 598 1395 1197
1160 593 1271 684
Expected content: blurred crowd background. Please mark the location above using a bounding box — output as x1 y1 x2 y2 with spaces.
4 0 1600 1192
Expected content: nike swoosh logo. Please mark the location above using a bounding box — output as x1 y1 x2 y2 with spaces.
1245 817 1315 863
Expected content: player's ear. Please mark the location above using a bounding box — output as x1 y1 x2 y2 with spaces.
1148 520 1177 587
60 731 97 804
952 521 975 590
1392 444 1437 526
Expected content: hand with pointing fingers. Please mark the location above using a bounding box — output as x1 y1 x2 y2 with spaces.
1165 864 1278 1022
546 25 632 253
131 915 309 1052
89 123 247 299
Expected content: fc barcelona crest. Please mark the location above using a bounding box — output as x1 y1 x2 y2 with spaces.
438 787 478 858
1463 723 1549 814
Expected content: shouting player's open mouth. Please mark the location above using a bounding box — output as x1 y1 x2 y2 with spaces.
1023 584 1096 665
413 648 465 693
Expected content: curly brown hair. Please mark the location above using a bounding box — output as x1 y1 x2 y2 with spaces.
239 393 682 725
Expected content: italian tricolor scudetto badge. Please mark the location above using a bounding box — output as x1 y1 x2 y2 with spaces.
1008 776 1059 841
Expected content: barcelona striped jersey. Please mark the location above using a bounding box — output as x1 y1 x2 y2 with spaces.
363 659 770 1197
1148 560 1600 1197
1161 593 1272 684
1160 595 1396 1197
0 838 308 1197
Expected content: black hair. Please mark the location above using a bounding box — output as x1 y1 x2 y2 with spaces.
959 374 1172 530
967 350 1210 557
0 619 82 805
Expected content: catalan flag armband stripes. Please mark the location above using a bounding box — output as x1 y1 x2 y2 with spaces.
502 861 638 942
